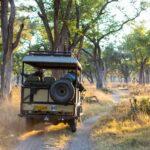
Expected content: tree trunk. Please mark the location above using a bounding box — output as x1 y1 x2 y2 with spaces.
139 63 145 84
145 68 150 84
124 76 128 83
16 74 20 85
92 42 104 89
88 71 94 84
95 60 104 89
1 53 13 99
84 71 94 84
1 0 23 99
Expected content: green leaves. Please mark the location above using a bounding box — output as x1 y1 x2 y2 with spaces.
124 25 150 65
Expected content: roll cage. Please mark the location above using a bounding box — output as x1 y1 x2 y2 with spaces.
21 51 82 85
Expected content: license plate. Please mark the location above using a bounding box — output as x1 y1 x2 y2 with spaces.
34 105 48 111
51 105 57 111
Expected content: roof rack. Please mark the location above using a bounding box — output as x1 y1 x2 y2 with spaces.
28 50 72 57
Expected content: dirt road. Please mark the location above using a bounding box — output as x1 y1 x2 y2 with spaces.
15 116 101 150
16 135 44 150
65 116 100 150
15 89 125 150
65 90 124 150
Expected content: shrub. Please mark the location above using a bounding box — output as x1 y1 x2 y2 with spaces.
139 98 150 115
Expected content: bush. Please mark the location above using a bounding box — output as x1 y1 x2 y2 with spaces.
101 88 112 94
139 98 150 115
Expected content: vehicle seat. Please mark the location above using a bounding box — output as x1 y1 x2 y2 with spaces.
44 77 56 85
25 76 40 85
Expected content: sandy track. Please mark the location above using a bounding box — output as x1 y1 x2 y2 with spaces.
15 116 100 150
16 135 44 150
65 116 100 150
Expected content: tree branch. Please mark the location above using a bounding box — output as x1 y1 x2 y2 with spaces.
59 0 73 50
54 0 61 50
36 0 54 50
72 1 80 44
12 23 24 49
98 10 143 42
70 0 118 50
60 0 73 30
92 0 118 23
86 35 96 44
8 0 16 30
8 0 16 53
81 48 93 58
64 0 72 20
1 0 9 54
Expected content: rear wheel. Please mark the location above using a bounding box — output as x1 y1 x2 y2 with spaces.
69 119 77 132
25 118 36 130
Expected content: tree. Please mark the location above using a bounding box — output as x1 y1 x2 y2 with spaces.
1 0 24 99
103 44 133 83
123 25 150 84
80 47 95 84
34 0 121 52
23 0 147 88
83 0 146 88
13 51 26 85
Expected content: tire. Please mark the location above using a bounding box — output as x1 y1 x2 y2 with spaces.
53 121 59 125
69 119 77 132
25 118 35 130
77 106 82 117
50 79 75 104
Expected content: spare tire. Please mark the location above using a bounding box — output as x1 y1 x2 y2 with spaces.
50 79 75 104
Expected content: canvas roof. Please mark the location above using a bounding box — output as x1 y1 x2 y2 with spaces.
23 55 82 70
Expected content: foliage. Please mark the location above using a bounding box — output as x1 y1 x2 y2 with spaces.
139 98 150 115
122 25 150 83
123 25 150 67
13 51 26 76
103 44 133 81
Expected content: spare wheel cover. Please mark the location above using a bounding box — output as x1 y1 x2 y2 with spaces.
50 79 75 104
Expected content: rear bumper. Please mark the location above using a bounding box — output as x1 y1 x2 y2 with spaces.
19 113 77 121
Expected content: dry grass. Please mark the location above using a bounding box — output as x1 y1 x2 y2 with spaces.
18 122 72 149
82 83 113 120
92 111 150 150
108 83 150 97
0 87 26 150
43 123 72 149
127 84 150 111
91 84 150 150
84 82 113 102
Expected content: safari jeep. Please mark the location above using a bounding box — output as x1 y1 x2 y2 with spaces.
20 51 84 132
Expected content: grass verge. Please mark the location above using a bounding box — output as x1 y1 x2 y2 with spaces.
91 84 150 150
82 83 113 120
0 87 26 150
